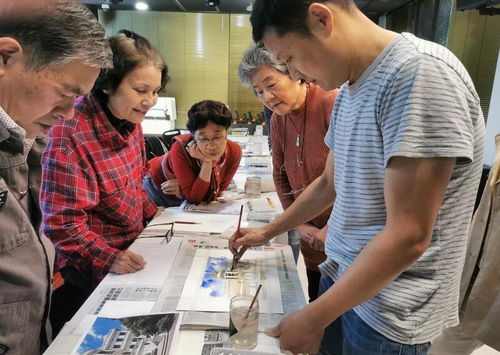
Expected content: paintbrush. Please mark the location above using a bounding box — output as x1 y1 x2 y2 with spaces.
244 284 262 319
231 204 244 271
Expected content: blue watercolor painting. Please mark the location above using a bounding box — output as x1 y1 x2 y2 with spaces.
201 256 228 297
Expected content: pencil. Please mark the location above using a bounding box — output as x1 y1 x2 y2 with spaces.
173 221 200 224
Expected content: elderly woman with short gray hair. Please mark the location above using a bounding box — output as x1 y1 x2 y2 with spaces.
239 43 337 302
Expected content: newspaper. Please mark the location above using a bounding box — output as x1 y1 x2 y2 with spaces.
61 285 163 335
89 286 161 315
152 237 305 331
175 329 282 355
201 330 230 355
182 200 243 214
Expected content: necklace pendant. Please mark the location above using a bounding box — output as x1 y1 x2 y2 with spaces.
296 135 300 147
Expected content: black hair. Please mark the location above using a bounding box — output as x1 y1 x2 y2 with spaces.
92 29 169 96
186 100 233 134
250 0 354 42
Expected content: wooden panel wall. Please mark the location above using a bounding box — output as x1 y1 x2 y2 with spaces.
447 6 500 121
227 14 264 121
98 10 264 129
385 1 500 121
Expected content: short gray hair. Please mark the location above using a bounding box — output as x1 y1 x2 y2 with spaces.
0 0 112 70
238 42 288 87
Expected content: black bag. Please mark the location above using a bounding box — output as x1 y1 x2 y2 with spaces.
144 135 169 161
144 129 183 161
162 129 182 149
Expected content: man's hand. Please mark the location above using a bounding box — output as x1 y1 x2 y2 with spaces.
265 307 325 354
229 227 269 260
110 250 146 274
161 179 183 199
310 226 327 251
296 224 319 243
296 224 328 251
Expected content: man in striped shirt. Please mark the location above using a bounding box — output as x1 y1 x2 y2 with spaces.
229 1 485 354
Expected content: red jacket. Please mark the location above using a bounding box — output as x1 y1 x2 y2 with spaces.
149 134 242 204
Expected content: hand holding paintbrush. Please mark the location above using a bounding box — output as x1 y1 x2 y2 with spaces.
229 219 272 262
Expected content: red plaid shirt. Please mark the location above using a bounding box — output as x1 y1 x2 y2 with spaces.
41 94 157 286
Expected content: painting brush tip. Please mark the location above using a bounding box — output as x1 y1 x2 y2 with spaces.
231 253 239 270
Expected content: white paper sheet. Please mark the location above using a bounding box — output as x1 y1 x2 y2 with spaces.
177 248 283 313
98 300 155 318
147 208 246 234
105 238 181 286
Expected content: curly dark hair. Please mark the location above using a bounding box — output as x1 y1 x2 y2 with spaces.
186 100 233 134
92 29 169 96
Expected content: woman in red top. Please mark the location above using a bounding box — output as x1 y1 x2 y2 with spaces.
239 43 337 302
41 30 168 335
147 100 242 205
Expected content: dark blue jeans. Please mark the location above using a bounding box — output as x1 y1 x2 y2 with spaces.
142 174 182 208
318 276 431 355
287 230 301 264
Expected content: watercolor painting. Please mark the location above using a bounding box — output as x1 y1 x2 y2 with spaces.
200 256 267 298
201 257 228 297
178 249 283 313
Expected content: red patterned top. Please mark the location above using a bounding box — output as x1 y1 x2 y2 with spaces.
41 94 156 286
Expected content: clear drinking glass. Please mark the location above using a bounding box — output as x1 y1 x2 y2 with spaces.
245 176 261 197
253 142 263 155
229 295 259 350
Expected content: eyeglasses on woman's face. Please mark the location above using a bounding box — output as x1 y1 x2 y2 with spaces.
195 136 227 146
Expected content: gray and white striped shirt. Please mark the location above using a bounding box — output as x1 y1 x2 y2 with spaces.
320 33 485 344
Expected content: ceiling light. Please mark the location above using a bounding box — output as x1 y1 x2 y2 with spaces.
135 1 149 10
204 0 220 7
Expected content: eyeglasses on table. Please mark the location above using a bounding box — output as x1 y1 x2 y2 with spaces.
138 222 174 244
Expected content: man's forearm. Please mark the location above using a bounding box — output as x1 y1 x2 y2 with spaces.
263 174 335 239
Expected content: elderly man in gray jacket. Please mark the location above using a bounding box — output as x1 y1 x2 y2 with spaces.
0 1 112 354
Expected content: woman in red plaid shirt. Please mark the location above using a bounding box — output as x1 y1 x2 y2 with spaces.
40 30 168 335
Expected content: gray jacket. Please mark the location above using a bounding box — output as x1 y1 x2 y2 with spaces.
0 125 54 355
459 134 500 350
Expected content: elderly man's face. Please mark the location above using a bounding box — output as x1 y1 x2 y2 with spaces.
0 41 99 137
